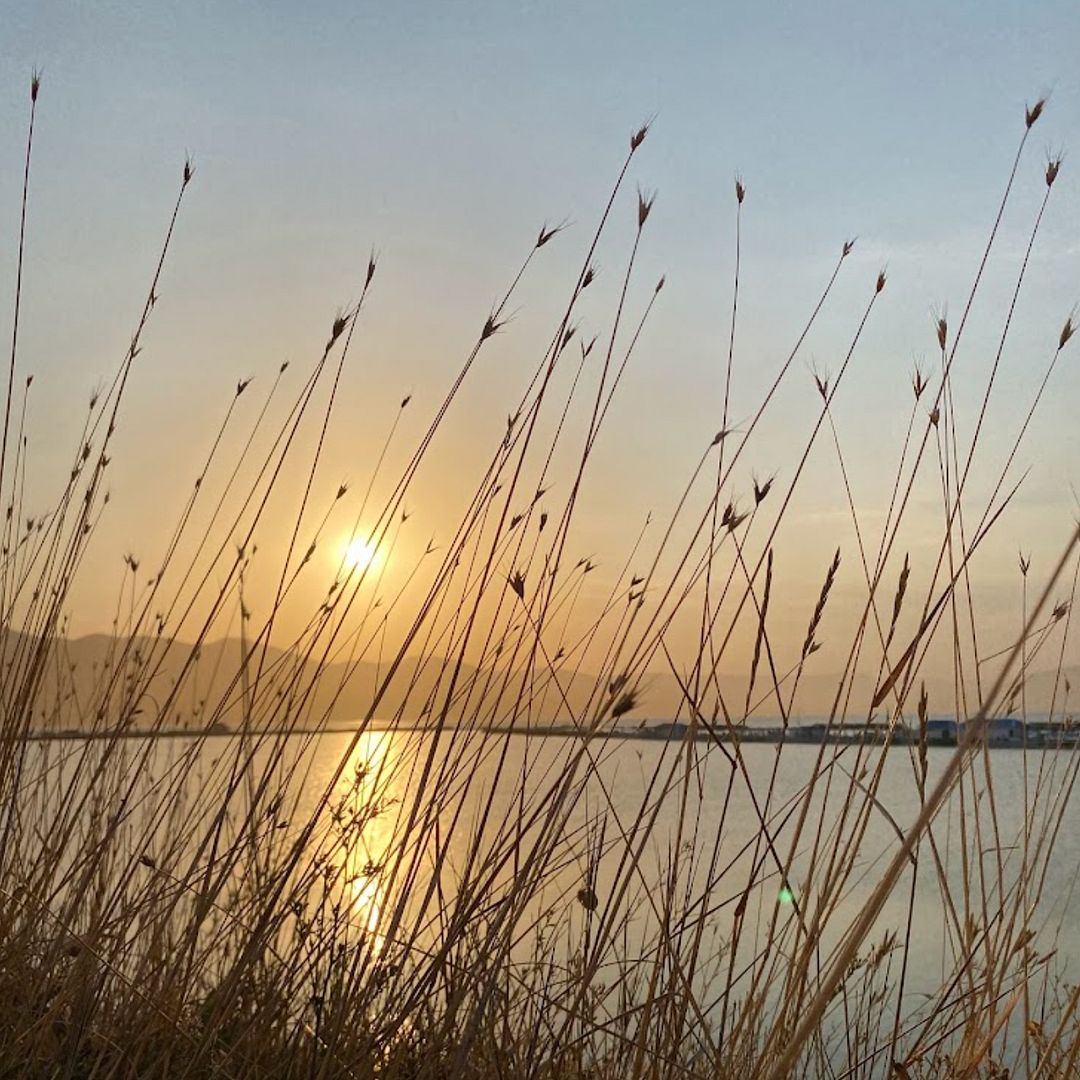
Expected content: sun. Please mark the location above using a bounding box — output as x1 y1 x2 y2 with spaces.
344 537 379 573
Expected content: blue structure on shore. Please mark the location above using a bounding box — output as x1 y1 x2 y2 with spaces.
977 716 1025 745
927 716 1026 746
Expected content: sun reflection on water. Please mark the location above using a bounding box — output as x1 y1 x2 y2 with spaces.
335 730 396 946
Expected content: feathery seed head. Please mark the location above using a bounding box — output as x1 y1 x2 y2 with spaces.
31 70 41 102
366 251 377 287
509 570 526 599
813 367 830 400
876 269 887 293
328 311 349 349
236 378 251 397
612 690 638 719
936 315 948 351
1019 551 1031 577
929 406 940 427
1046 153 1063 188
735 174 745 204
401 394 412 408
582 265 596 289
725 509 751 535
912 365 928 401
183 156 195 186
336 484 348 500
637 187 657 229
536 220 566 249
1026 98 1046 129
1059 315 1075 350
723 501 748 532
630 122 650 152
655 274 666 293
753 474 774 506
481 314 503 341
842 238 856 258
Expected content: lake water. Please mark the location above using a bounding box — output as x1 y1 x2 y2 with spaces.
22 726 1080 1068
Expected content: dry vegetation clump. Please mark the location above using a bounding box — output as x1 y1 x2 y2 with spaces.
2 75 1080 1078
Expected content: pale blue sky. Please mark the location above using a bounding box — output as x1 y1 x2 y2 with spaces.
1 1 1078 664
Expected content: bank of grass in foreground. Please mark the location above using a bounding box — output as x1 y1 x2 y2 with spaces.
2 74 1080 1077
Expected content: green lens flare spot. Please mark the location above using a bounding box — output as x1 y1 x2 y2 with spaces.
778 886 795 905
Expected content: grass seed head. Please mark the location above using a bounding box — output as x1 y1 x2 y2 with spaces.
536 221 566 249
912 365 928 400
328 310 349 349
1046 153 1063 188
31 69 41 102
577 886 598 911
735 174 745 204
637 187 657 229
509 570 526 599
630 122 650 152
1025 97 1046 129
1059 315 1075 350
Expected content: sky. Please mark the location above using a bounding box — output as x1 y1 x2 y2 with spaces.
1 0 1079 688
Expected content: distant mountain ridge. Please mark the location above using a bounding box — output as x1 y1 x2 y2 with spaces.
4 629 1074 733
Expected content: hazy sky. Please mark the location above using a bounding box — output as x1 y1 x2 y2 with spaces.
2 1 1078 678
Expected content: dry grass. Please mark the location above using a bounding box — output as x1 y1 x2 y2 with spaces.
2 76 1079 1078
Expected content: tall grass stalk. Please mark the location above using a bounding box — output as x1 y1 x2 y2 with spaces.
2 78 1079 1079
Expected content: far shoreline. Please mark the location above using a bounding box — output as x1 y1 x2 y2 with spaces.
17 716 1078 750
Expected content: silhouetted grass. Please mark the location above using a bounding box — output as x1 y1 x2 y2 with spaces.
2 75 1079 1078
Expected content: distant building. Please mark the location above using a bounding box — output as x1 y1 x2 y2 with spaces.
925 719 958 745
969 716 1025 745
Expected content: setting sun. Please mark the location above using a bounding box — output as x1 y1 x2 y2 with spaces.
344 537 379 573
